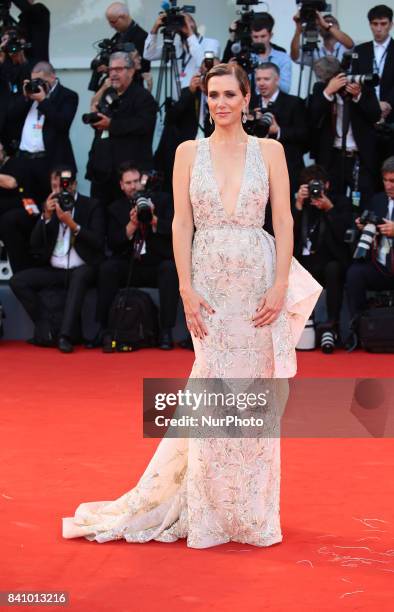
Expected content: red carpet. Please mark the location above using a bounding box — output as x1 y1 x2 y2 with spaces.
1 342 393 611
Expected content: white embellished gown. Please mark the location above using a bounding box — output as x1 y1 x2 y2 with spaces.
62 136 322 548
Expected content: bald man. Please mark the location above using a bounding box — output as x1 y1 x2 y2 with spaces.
105 2 150 77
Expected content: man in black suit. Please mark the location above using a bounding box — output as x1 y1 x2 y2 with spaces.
9 167 105 353
293 164 352 352
88 163 179 351
251 63 308 196
86 52 157 208
351 4 394 156
7 60 78 204
12 0 50 64
346 156 394 331
309 57 382 206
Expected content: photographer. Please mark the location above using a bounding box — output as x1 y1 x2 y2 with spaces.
351 5 394 156
87 163 179 351
248 16 292 93
105 2 150 85
251 63 308 195
86 52 157 207
0 27 31 152
309 56 382 205
293 165 352 352
9 167 105 353
346 156 394 335
223 11 287 64
7 61 78 204
290 11 354 66
143 11 220 90
12 0 50 64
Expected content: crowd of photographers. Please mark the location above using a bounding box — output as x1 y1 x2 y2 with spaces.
0 0 393 355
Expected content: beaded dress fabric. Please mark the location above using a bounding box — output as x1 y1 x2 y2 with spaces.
62 136 322 548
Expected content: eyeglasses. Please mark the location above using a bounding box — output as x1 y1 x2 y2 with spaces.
108 66 129 73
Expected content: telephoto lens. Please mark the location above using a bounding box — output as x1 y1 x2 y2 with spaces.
320 329 336 354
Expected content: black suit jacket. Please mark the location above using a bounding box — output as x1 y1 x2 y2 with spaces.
309 81 382 175
14 0 50 63
7 81 79 171
111 20 150 74
107 192 174 264
30 194 105 266
363 191 392 216
87 82 157 182
252 91 308 186
352 39 394 122
293 194 352 261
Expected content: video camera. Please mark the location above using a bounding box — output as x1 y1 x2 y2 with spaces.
25 78 48 95
3 29 31 54
159 0 196 39
82 88 120 125
229 1 266 73
130 171 163 226
55 170 76 213
297 0 331 49
88 38 136 91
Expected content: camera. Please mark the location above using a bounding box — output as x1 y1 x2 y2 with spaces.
245 110 274 137
160 0 196 38
25 78 48 95
82 89 120 125
130 171 163 225
55 170 75 213
3 29 31 54
297 0 331 49
352 210 384 260
308 179 324 199
339 52 380 89
203 50 215 71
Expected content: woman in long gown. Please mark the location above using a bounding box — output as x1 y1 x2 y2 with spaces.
62 63 322 548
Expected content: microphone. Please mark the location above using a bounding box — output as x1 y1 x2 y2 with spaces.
231 42 242 55
161 1 171 9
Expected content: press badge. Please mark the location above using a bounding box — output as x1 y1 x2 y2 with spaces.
101 130 110 139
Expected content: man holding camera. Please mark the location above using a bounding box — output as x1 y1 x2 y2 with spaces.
143 11 220 91
293 164 352 352
251 63 308 195
88 163 179 351
309 56 382 206
291 10 354 67
11 0 50 64
6 61 78 205
345 156 394 338
9 167 105 353
86 52 157 207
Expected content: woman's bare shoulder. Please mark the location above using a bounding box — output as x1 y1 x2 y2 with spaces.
175 139 198 159
256 137 285 159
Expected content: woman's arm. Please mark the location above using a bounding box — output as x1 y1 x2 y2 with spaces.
172 140 214 339
252 139 293 327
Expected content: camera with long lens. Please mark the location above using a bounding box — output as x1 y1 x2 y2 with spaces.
308 179 324 199
82 89 120 125
3 29 32 54
244 110 274 137
160 0 196 39
55 170 75 213
339 52 380 89
88 39 136 91
130 171 163 225
25 78 48 95
352 210 384 260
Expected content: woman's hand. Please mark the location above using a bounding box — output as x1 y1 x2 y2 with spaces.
252 282 288 327
181 287 215 340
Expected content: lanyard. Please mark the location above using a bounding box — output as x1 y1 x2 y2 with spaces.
180 35 203 73
373 46 388 75
318 45 340 59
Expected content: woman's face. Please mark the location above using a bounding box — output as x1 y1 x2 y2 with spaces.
207 74 250 127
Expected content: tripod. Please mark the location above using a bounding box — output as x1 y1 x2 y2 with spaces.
297 29 319 104
155 31 182 107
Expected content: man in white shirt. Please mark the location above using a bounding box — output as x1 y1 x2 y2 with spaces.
143 11 220 95
9 167 105 353
346 156 394 342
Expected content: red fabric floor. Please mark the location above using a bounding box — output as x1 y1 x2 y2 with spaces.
1 342 393 611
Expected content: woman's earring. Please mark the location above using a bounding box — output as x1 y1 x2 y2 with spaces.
242 109 247 124
209 113 214 125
